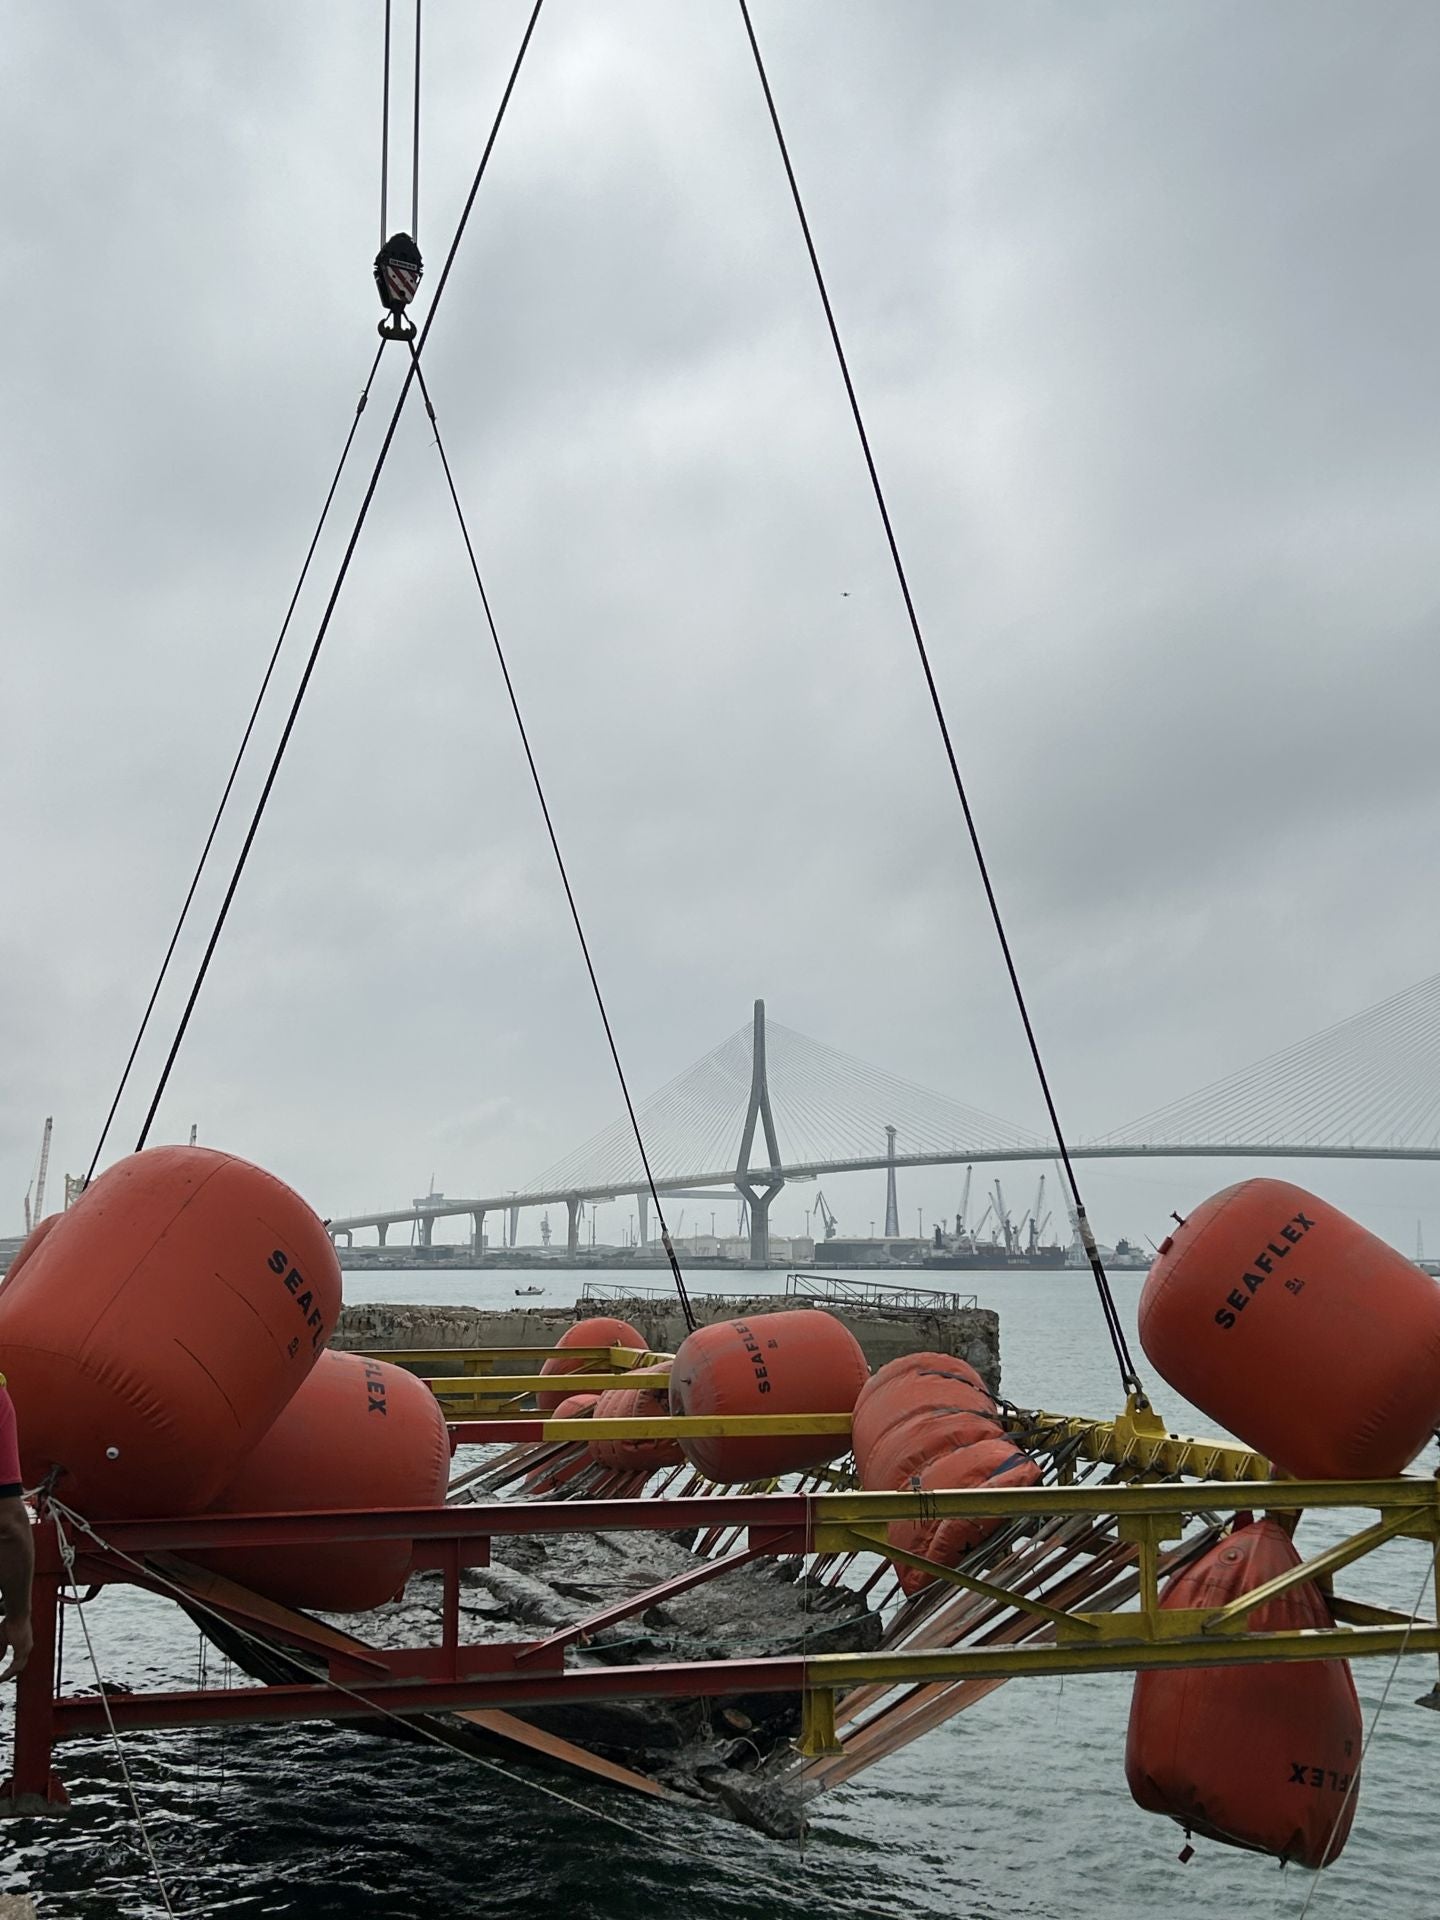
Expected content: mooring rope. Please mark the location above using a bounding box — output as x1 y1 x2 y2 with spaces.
404 346 697 1332
734 0 1142 1398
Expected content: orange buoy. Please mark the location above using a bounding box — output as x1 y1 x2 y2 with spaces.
194 1350 452 1612
890 1438 1042 1594
1140 1179 1440 1478
587 1387 684 1470
0 1214 60 1293
861 1406 1002 1491
0 1147 341 1517
537 1317 645 1412
1126 1518 1362 1865
851 1357 996 1479
667 1310 869 1483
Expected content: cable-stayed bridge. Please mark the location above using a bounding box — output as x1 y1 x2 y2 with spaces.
327 974 1440 1262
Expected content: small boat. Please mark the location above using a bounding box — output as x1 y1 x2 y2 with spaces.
514 1284 544 1297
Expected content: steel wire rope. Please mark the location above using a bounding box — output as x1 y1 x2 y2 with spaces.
134 0 546 1152
411 1 422 240
43 1499 905 1920
1295 1542 1437 1913
1109 975 1440 1146
526 1026 749 1190
737 1 1140 1394
769 1057 842 1167
52 1511 179 1917
1248 997 1432 1141
773 1030 887 1160
404 346 697 1332
84 342 386 1185
770 1021 1047 1153
380 0 392 245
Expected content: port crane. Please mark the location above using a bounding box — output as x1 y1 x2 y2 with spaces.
953 1165 973 1241
22 1116 52 1234
811 1191 838 1241
1026 1174 1051 1255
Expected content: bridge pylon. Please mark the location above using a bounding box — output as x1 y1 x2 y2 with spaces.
884 1124 900 1238
735 999 784 1267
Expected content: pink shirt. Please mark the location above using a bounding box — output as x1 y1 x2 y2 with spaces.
0 1388 21 1494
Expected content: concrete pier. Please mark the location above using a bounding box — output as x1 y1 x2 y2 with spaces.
334 1293 1001 1394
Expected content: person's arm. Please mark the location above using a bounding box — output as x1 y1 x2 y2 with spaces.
0 1502 32 1680
0 1389 31 1679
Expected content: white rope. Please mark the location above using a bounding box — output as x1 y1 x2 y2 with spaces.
1294 1542 1438 1916
45 1499 898 1920
51 1508 180 1918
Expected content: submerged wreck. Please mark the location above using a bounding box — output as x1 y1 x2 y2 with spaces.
4 1144 1434 1877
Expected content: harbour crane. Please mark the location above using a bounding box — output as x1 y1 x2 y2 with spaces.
992 1179 1020 1255
812 1191 838 1241
23 1116 52 1234
955 1165 973 1240
1027 1175 1047 1255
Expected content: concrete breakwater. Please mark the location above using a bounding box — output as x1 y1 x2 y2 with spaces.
334 1293 1001 1394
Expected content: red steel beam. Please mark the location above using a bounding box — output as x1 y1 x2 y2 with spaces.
64 1495 814 1556
51 1656 811 1737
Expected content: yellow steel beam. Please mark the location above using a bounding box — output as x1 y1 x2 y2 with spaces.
834 1525 1093 1632
1199 1513 1427 1632
448 1413 855 1440
1016 1394 1271 1482
370 1345 664 1376
795 1690 842 1757
795 1620 1440 1685
426 1369 670 1397
807 1477 1440 1528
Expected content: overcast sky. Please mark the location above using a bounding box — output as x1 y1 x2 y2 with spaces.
4 1 1440 1257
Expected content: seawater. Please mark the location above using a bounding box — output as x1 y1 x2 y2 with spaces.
2 1268 1435 1919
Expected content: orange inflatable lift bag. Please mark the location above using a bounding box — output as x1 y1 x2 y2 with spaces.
888 1438 1042 1595
667 1310 869 1482
587 1388 684 1470
1140 1179 1440 1478
0 1213 60 1292
194 1350 452 1612
537 1317 645 1413
850 1354 996 1480
0 1147 341 1518
861 1407 1002 1492
1126 1518 1362 1866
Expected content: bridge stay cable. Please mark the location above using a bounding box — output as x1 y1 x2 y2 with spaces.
736 1 1143 1396
84 340 388 1186
404 344 698 1333
132 0 547 1153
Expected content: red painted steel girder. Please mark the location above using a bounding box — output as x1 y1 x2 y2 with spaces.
57 1495 814 1556
52 1656 811 1737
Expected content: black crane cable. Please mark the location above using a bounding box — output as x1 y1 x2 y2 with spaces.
133 0 546 1154
406 346 698 1333
380 0 392 246
380 0 422 243
736 0 1144 1398
411 1 422 241
84 343 387 1186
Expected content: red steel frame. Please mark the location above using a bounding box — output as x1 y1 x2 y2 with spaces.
4 1494 819 1805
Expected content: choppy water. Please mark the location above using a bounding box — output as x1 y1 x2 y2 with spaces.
2 1267 1435 1919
